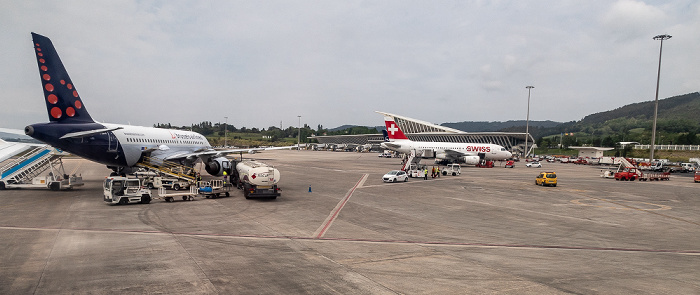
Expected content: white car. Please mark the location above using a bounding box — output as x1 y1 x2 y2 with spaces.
526 161 542 168
382 170 408 182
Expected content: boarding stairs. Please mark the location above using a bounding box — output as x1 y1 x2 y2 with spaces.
137 156 196 182
401 149 421 171
616 158 642 177
0 146 59 184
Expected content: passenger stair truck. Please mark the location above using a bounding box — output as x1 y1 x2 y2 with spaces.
233 160 281 199
401 149 422 172
0 146 83 190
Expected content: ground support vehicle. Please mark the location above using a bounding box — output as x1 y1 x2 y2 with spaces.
442 164 461 176
153 177 192 191
0 148 83 190
233 160 281 199
638 172 670 181
695 171 700 183
103 177 152 205
476 160 494 168
406 163 427 178
535 172 557 187
505 160 515 168
198 180 231 199
614 168 640 181
156 186 199 202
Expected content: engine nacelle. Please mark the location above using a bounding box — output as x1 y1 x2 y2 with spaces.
204 157 231 176
461 156 480 165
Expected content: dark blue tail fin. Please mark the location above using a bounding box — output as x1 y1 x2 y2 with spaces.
32 33 94 123
382 130 389 142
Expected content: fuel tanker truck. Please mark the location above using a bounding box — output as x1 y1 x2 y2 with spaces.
232 160 281 199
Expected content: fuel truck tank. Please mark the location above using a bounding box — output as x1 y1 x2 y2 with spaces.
234 160 281 199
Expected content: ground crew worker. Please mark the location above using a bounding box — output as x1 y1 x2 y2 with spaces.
223 171 228 186
437 167 440 177
423 168 428 180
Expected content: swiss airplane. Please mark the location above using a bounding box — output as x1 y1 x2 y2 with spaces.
380 116 512 164
23 33 290 176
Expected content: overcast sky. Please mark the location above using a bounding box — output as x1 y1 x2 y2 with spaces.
1 0 698 131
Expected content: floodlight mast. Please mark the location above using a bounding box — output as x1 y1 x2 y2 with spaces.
649 34 671 162
525 86 534 157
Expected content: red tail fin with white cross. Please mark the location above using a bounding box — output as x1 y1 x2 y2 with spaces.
383 117 409 141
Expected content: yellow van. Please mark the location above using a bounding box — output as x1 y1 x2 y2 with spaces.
536 172 557 187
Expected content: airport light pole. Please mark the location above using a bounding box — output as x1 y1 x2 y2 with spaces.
525 86 534 158
297 115 301 151
224 116 228 148
649 34 671 162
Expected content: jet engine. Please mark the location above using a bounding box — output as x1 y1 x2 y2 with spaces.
461 156 480 165
204 157 232 176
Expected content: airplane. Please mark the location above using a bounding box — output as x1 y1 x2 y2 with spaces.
380 116 512 164
22 32 292 177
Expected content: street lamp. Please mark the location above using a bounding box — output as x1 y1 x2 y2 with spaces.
297 115 301 151
224 116 228 148
649 34 671 162
525 86 534 157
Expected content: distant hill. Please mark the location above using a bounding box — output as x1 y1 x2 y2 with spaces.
577 92 700 125
441 120 561 132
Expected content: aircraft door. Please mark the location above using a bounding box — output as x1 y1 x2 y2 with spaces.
107 132 118 152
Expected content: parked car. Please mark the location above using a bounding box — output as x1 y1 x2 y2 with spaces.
383 170 408 183
536 172 558 187
526 161 542 168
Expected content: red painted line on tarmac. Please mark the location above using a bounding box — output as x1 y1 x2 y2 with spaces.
314 174 367 239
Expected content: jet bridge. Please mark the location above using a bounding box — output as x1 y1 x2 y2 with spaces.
0 146 83 190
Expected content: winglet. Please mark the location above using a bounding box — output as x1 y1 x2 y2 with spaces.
31 33 94 123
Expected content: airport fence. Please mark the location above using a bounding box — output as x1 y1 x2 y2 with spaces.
633 144 700 151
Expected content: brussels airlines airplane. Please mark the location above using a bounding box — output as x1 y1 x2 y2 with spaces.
380 116 512 164
24 33 286 176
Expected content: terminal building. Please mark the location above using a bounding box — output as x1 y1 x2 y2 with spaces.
312 111 534 154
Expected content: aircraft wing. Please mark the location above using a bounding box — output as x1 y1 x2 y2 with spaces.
0 139 34 163
162 145 298 162
442 149 476 160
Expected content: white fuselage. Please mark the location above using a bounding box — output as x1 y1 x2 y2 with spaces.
103 123 212 167
381 140 512 161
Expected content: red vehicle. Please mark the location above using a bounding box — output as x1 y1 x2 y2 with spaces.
574 158 588 165
614 167 639 181
505 160 515 168
476 160 494 168
695 171 700 183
